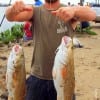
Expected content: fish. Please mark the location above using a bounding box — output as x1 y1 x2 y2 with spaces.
6 44 26 100
73 37 83 48
52 36 75 100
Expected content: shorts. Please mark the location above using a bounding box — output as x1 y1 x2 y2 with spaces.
25 75 57 100
25 75 76 100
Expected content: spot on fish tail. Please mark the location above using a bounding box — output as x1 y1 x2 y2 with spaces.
61 66 67 80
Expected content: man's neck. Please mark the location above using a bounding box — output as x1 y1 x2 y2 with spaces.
44 1 60 11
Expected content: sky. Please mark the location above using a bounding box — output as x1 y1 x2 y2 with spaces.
0 0 34 4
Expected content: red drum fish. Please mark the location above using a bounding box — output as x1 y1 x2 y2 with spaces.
52 36 75 100
6 44 26 100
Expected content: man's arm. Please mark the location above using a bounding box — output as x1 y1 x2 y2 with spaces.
5 1 34 22
74 6 96 21
52 6 96 29
52 6 96 22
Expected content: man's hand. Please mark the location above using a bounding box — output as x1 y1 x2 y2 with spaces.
51 7 76 22
52 6 96 22
11 1 32 14
5 0 33 21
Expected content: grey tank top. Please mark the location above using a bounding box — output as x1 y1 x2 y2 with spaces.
31 5 72 80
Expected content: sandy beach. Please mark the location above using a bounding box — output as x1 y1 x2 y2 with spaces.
0 22 100 100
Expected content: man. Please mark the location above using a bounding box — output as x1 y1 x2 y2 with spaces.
67 2 71 6
34 0 43 6
23 21 32 41
5 0 96 100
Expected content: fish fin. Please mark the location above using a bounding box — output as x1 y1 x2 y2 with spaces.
61 66 67 80
12 72 17 88
55 47 59 54
6 73 8 84
52 69 56 79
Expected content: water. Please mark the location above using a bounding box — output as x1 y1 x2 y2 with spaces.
92 7 100 15
0 7 23 32
0 0 34 33
0 1 100 33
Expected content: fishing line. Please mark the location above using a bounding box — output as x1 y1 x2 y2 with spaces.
50 0 52 10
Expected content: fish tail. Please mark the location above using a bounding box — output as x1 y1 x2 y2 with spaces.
8 96 13 100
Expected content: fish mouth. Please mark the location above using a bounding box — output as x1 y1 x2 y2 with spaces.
62 36 71 45
13 45 23 54
14 45 20 52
